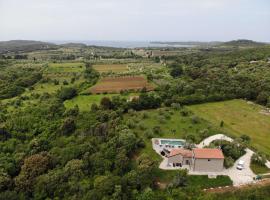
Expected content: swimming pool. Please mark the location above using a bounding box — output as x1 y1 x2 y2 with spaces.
160 139 185 146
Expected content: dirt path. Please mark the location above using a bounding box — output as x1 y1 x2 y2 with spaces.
204 178 270 193
266 161 270 169
197 134 233 148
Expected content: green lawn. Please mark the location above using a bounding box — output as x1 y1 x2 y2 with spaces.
154 169 232 189
188 175 232 189
251 163 270 175
189 99 270 156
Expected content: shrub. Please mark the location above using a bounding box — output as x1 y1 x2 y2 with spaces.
211 140 246 161
61 118 76 135
164 113 171 120
91 103 99 112
191 116 200 124
63 80 69 85
252 153 266 166
224 156 234 168
100 97 112 110
240 134 251 143
220 120 224 127
180 109 189 117
157 116 166 124
144 129 154 139
138 123 147 131
126 119 136 129
141 112 149 119
185 134 196 143
153 126 162 135
58 87 77 101
171 103 181 110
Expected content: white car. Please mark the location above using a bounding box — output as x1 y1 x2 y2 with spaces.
237 160 245 170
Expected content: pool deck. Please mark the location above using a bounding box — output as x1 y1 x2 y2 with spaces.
152 138 186 154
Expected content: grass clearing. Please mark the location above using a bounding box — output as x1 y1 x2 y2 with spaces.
188 99 270 156
155 169 232 189
64 93 137 111
93 64 128 73
188 175 232 188
251 163 270 175
46 62 85 73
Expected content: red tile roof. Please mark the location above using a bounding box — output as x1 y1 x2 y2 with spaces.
193 148 224 159
169 148 192 158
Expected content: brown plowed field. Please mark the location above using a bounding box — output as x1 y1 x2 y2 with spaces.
90 76 154 94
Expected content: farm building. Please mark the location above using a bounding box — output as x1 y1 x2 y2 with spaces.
167 148 224 172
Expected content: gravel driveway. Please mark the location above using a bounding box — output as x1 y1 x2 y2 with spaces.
197 134 233 148
224 148 256 186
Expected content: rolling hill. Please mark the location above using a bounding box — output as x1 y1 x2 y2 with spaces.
0 40 58 54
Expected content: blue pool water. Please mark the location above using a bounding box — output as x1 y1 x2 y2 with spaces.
160 139 185 146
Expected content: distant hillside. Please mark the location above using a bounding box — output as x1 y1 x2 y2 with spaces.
151 41 222 47
0 40 58 54
219 39 267 47
60 43 87 48
151 40 269 48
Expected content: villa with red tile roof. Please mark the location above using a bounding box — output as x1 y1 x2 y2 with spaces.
167 148 224 172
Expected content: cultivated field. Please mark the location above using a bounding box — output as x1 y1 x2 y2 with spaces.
189 99 270 156
93 64 128 73
90 76 154 94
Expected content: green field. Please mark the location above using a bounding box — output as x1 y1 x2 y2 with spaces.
189 99 270 156
93 64 128 73
64 93 137 111
64 94 118 111
155 169 232 189
46 62 85 73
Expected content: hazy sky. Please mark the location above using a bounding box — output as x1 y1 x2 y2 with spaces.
0 0 269 42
